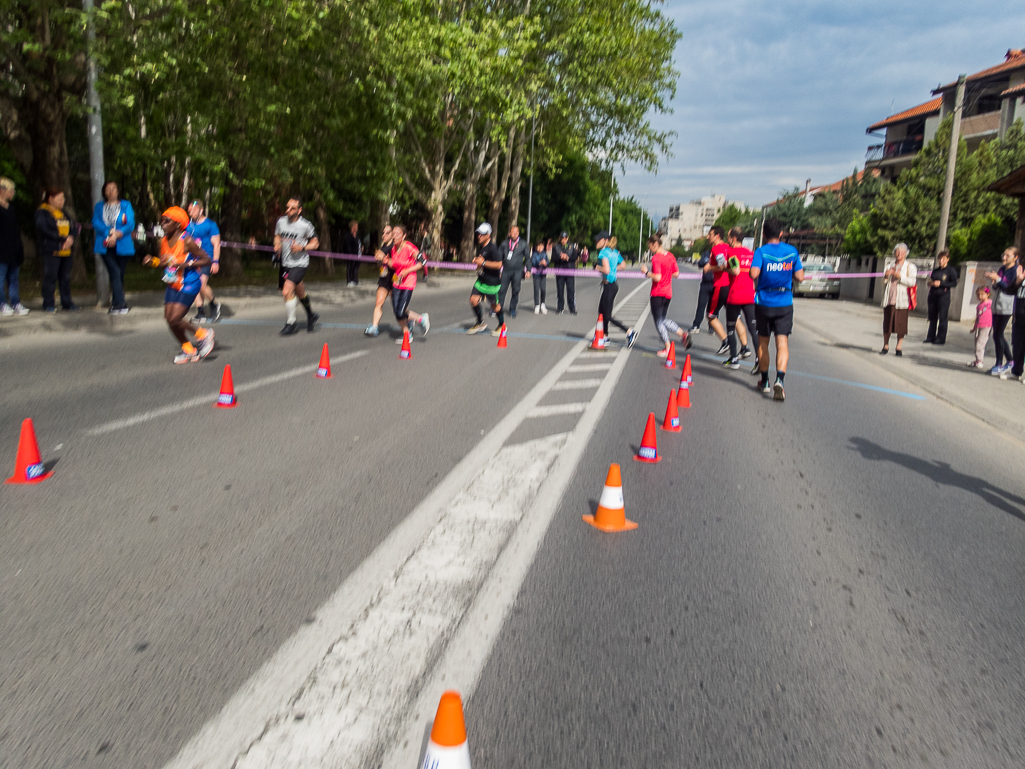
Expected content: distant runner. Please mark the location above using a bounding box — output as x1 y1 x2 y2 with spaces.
186 199 221 323
467 223 504 336
640 233 690 358
705 225 731 355
723 226 757 372
144 206 215 364
750 218 804 401
388 223 429 341
273 197 319 335
365 224 394 336
593 231 636 347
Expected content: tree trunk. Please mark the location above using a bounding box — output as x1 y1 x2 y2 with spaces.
485 141 500 233
506 126 527 230
219 155 246 279
489 125 516 235
460 128 491 262
314 191 334 275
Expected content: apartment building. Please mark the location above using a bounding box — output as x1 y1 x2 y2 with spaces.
660 195 746 247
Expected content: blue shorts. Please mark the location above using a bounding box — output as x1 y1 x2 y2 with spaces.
165 281 201 307
196 264 212 278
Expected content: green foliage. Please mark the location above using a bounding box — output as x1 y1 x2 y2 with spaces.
768 187 811 232
842 210 873 256
713 204 743 232
522 150 612 243
948 213 1013 262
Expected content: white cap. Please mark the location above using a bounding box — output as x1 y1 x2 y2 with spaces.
475 223 492 236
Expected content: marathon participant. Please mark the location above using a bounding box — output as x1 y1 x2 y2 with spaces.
365 224 394 336
750 218 804 401
690 247 715 333
723 226 757 372
552 232 577 314
467 222 504 335
144 206 215 364
273 197 319 335
388 223 429 341
639 233 690 358
705 225 731 354
593 231 636 347
186 199 221 323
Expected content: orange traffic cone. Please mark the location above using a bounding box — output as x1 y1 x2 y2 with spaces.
590 314 605 350
664 341 676 369
316 342 332 378
497 324 508 348
661 390 681 432
215 364 238 408
634 412 661 463
5 418 53 484
583 463 637 532
682 353 692 385
677 380 691 410
421 691 472 769
399 328 412 360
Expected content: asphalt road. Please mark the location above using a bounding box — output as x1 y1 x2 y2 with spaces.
2 273 1024 768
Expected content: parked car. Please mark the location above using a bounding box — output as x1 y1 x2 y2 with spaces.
794 262 840 299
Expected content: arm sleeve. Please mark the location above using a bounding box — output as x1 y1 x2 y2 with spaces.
121 202 136 237
943 267 958 288
91 202 108 242
900 263 917 287
36 209 58 241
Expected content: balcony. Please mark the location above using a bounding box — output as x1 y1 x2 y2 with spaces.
866 135 924 163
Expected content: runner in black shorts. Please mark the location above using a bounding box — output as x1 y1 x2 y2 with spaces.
273 197 319 335
365 224 394 336
467 223 504 336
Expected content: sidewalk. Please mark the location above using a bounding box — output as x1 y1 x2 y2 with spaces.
0 274 471 339
794 297 1025 441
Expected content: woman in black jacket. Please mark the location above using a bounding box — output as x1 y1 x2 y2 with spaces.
34 187 79 312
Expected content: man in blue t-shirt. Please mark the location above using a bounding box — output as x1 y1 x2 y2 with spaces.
186 200 221 322
750 218 804 402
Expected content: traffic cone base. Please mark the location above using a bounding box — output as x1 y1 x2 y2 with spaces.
399 328 412 360
590 314 605 350
215 364 238 408
583 463 637 532
421 691 472 769
316 342 332 378
497 324 508 348
634 412 661 463
661 390 682 432
5 418 53 485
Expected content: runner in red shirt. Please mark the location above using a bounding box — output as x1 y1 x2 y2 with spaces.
723 226 759 372
388 224 429 341
705 225 731 354
639 234 691 358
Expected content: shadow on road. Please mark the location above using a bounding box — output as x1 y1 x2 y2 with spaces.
848 436 1025 524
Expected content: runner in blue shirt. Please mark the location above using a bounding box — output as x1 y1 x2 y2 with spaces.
186 200 222 322
750 218 804 401
593 232 636 346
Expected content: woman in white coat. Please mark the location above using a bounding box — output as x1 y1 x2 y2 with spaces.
881 242 918 357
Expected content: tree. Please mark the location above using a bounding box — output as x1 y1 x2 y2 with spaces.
767 187 810 232
713 203 743 232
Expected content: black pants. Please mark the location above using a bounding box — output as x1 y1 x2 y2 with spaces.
41 255 73 310
346 258 360 284
693 281 714 329
100 248 132 309
532 274 546 307
993 313 1012 366
926 291 951 343
498 268 522 312
556 274 575 313
726 303 758 359
1013 310 1025 377
597 282 630 335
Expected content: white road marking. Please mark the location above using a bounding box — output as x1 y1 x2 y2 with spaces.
550 378 603 390
567 363 614 372
525 402 588 418
83 351 370 436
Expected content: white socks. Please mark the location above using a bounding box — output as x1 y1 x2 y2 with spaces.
286 297 298 324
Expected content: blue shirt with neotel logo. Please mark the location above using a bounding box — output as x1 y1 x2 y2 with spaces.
751 242 803 307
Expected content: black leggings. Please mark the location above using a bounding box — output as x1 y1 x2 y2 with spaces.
726 304 758 359
993 313 1012 366
597 282 629 335
693 281 714 329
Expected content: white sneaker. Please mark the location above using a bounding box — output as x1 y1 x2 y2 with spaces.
540 303 548 315
198 329 215 358
13 304 29 316
0 303 12 316
419 312 430 335
534 306 540 315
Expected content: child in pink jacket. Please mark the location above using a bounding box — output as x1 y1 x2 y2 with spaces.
967 286 992 369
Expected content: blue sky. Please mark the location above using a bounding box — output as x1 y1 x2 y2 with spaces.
618 0 1025 221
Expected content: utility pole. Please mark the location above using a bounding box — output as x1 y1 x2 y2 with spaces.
608 193 613 234
936 74 966 257
525 106 537 246
638 210 643 262
84 0 110 306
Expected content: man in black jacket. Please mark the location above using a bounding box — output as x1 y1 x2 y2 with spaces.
341 220 362 287
925 250 958 344
497 224 529 317
553 231 577 314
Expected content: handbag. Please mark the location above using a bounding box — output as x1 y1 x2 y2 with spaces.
907 285 917 311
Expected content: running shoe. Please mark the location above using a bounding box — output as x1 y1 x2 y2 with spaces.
716 340 730 356
174 349 200 364
419 312 430 335
0 303 12 316
198 329 215 358
750 362 761 375
365 324 379 337
739 347 752 359
466 322 489 335
211 302 222 322
760 379 771 395
13 303 29 316
280 321 300 335
656 348 669 359
773 380 785 402
990 364 1004 376
626 329 638 348
688 326 700 334
534 306 540 314
118 307 131 315
510 309 517 318
307 312 319 333
194 307 207 323
723 357 740 370
1000 369 1012 380
683 331 693 350
491 326 503 337
540 304 547 314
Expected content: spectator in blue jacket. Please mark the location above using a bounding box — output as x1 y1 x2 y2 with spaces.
92 181 136 314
